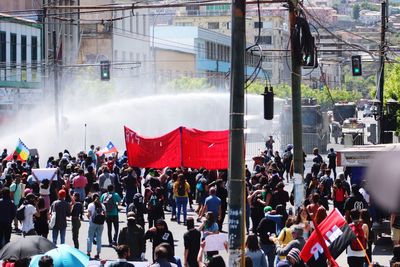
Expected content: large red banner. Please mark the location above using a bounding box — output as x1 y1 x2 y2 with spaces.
124 126 229 169
124 126 182 168
182 128 229 169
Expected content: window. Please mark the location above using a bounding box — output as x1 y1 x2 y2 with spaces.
21 35 27 81
136 12 139 33
208 22 219 29
122 10 126 31
227 22 231 29
258 36 272 45
31 36 38 81
254 21 263 28
186 5 199 15
142 15 146 35
0 32 6 63
10 33 17 67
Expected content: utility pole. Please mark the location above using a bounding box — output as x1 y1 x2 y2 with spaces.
377 0 387 144
228 0 246 266
53 31 59 137
289 0 304 209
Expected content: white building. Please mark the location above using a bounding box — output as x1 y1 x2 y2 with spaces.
359 10 381 25
0 13 42 122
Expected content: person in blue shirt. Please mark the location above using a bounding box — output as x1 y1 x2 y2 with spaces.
198 187 221 222
265 204 288 236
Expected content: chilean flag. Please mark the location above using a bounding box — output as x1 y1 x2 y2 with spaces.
96 141 118 156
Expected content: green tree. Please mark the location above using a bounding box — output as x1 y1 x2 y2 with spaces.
166 77 214 92
353 4 361 20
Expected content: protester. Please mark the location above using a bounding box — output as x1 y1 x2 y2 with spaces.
34 197 49 238
145 219 175 261
150 244 178 267
70 192 83 249
38 255 54 267
174 174 190 225
50 189 71 244
108 245 135 267
344 184 368 223
21 193 39 236
118 212 145 261
245 234 268 267
347 209 368 267
181 217 201 267
10 174 23 231
0 187 16 248
100 184 121 246
87 193 106 260
276 225 306 258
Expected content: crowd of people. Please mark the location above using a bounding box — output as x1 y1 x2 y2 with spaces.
0 141 397 267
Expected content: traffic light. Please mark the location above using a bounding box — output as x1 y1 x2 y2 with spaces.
100 60 110 80
263 86 274 120
351 55 362 76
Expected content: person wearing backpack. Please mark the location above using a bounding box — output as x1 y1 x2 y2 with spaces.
173 174 190 225
87 193 106 260
100 184 121 247
347 209 367 267
147 187 164 228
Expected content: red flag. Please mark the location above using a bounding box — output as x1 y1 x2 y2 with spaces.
300 209 356 266
181 128 228 169
124 126 182 168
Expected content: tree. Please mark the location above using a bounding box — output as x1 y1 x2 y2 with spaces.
166 77 214 92
353 4 361 20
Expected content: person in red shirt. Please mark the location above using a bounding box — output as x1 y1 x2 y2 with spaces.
73 169 88 202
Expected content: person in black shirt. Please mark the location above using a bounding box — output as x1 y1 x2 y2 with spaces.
145 219 174 261
184 217 201 267
327 148 337 179
0 187 16 248
215 180 228 232
344 184 368 223
70 192 83 249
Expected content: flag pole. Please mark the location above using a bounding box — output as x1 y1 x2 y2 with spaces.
311 218 339 267
357 238 371 265
84 123 87 152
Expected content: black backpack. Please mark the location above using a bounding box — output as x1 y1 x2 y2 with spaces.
177 183 186 196
92 205 106 225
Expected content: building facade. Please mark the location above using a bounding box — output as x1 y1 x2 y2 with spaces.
0 14 42 121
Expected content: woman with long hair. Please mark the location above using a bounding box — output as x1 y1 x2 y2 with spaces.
32 172 56 210
86 193 106 260
360 209 373 266
295 206 313 240
173 174 190 225
34 197 49 238
245 234 268 267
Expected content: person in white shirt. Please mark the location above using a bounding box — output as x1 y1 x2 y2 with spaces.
359 180 370 206
22 193 39 236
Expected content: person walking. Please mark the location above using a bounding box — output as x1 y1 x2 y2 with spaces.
198 187 221 224
99 167 116 193
87 193 106 260
34 197 49 238
70 192 83 249
118 212 146 261
347 209 367 267
10 174 23 232
100 184 121 246
245 234 268 267
73 169 88 202
174 174 190 225
184 217 201 267
327 148 337 179
145 219 174 261
50 189 70 244
21 193 40 236
0 187 16 248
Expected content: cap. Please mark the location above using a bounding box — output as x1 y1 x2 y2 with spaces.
127 212 136 221
58 189 66 199
264 206 273 213
24 188 33 196
287 248 301 263
21 172 28 177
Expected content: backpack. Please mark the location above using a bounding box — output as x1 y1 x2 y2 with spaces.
92 205 106 225
350 223 366 251
16 205 25 221
196 180 204 192
103 193 116 213
177 183 186 196
148 194 159 210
